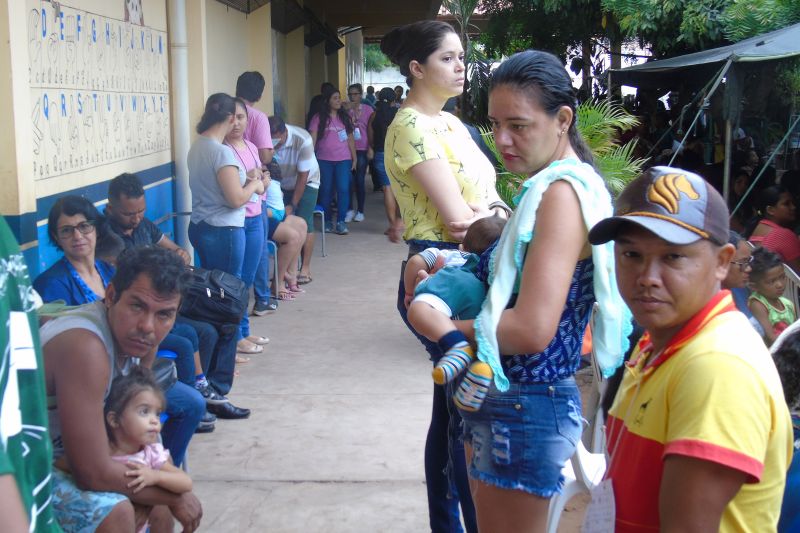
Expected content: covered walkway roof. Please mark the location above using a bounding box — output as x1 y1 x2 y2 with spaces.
217 0 443 43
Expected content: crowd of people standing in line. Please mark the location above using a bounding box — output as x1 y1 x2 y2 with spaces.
379 18 798 533
6 17 800 533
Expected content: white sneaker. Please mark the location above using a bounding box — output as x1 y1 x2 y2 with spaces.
354 212 365 222
344 210 355 222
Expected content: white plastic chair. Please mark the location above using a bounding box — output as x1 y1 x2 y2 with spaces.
546 303 608 533
546 440 607 533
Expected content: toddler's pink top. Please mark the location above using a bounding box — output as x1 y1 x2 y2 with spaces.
112 443 170 533
111 442 171 470
308 114 352 161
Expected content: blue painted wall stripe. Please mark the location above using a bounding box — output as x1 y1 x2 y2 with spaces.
3 161 177 278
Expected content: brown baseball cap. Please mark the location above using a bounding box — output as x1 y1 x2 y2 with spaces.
589 166 729 246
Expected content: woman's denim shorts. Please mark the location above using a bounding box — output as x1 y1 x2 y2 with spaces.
459 377 582 497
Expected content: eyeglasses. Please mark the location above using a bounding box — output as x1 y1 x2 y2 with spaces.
730 255 754 272
57 221 96 240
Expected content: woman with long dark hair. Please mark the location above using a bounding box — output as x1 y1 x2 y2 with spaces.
309 86 356 235
381 20 509 533
452 50 627 531
747 185 800 273
223 97 271 354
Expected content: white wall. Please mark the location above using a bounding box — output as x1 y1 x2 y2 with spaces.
363 67 407 95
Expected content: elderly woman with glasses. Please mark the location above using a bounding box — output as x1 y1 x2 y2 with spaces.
723 230 765 337
34 195 116 305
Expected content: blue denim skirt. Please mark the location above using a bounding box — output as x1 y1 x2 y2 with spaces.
459 377 582 497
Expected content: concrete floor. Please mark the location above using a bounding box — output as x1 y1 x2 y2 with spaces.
188 191 588 532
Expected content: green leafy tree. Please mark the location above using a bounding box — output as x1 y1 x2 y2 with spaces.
721 0 800 41
364 43 392 72
477 0 613 95
602 0 800 58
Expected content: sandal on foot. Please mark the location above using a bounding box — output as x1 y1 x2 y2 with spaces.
277 290 296 301
236 355 250 364
296 274 312 285
237 340 264 354
286 283 305 294
246 335 270 345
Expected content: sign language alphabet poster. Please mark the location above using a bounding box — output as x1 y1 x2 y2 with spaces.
27 1 170 181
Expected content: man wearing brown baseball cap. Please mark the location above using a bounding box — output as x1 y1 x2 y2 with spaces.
590 167 792 532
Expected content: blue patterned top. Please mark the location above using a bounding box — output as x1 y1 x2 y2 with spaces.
501 257 595 383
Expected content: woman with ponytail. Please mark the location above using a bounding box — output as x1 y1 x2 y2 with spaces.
187 93 265 280
381 19 509 533
450 50 628 531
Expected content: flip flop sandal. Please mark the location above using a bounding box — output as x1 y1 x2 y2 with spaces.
296 275 313 285
246 335 270 345
236 355 250 364
237 342 264 355
286 284 306 294
277 291 296 301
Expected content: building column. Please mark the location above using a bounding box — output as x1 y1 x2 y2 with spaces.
247 5 273 116
284 26 306 126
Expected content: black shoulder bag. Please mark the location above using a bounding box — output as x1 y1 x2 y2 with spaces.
179 268 248 326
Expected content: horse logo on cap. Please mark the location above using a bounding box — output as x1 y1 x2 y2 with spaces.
646 173 700 214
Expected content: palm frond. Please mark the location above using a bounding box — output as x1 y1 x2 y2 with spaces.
576 100 640 154
595 140 647 196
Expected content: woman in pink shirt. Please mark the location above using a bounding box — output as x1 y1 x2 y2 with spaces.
225 97 271 355
346 83 374 223
748 185 800 274
309 86 356 235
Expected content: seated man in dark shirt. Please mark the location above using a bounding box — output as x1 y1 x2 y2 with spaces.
105 173 191 264
105 173 250 420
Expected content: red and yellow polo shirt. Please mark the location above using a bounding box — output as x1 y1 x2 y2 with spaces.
606 291 793 532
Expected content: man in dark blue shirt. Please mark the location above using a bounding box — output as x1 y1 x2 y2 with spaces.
105 173 191 263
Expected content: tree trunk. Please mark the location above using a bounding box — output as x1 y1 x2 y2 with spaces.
581 39 592 101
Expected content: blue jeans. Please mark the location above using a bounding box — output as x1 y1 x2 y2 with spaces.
318 159 352 223
397 248 477 533
198 322 238 396
162 381 205 467
254 203 272 304
240 215 265 338
351 150 368 213
175 316 219 379
160 328 197 385
461 378 582 497
373 150 391 187
188 221 245 278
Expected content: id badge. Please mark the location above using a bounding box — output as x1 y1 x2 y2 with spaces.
337 129 347 142
581 479 615 533
353 127 362 141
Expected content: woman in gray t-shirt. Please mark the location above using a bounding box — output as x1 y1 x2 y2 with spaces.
187 93 265 278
